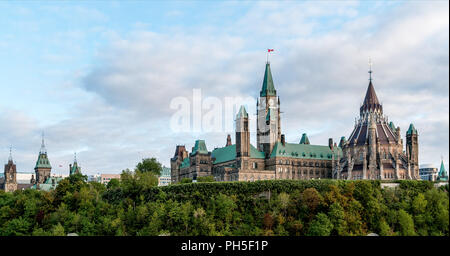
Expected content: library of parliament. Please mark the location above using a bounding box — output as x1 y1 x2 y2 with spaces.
171 61 420 182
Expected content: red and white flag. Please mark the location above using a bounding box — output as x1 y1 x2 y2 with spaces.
268 49 274 52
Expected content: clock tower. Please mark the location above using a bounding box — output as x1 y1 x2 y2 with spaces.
257 62 281 157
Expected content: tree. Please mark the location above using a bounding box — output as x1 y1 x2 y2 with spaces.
106 178 120 190
307 213 333 236
52 223 66 236
397 209 416 236
135 158 162 176
180 178 192 184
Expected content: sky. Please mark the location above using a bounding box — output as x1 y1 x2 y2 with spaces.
0 0 448 175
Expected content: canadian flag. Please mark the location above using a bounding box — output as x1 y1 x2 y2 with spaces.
268 49 274 52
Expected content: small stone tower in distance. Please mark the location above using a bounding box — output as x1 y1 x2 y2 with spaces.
236 106 250 171
406 123 419 179
4 148 17 192
35 133 52 185
69 152 81 176
236 106 250 158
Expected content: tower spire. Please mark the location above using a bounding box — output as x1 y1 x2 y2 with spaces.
40 131 47 154
368 57 373 82
8 146 13 162
74 152 77 163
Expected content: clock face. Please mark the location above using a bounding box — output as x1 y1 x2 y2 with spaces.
268 99 274 107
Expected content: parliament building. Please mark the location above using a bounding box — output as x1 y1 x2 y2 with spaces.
171 61 420 182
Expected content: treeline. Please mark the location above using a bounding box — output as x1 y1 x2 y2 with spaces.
0 173 448 236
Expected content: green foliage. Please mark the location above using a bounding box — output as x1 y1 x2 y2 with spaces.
0 179 448 236
196 176 215 183
307 213 333 236
180 178 192 184
135 158 162 176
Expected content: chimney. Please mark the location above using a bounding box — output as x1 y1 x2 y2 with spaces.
329 138 333 149
226 134 232 146
281 134 285 146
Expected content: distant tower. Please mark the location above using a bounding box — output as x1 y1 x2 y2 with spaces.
69 152 81 175
406 124 419 179
257 62 280 157
437 157 448 182
236 106 250 158
34 133 52 185
4 147 18 192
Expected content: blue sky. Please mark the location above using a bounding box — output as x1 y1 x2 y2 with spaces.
0 1 448 175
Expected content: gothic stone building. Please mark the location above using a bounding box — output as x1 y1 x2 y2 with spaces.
171 62 420 182
333 73 419 180
171 62 342 182
34 137 52 187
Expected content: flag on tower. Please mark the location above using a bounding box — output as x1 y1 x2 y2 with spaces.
268 49 274 52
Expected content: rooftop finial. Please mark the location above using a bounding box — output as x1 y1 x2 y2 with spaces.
368 57 373 82
40 131 47 154
8 146 12 162
74 152 77 163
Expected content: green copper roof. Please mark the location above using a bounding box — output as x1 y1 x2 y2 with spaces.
35 153 51 169
339 136 346 148
211 144 265 165
407 123 418 135
70 162 81 175
190 140 209 156
270 142 342 160
180 157 190 169
438 160 448 181
236 105 248 119
260 63 276 97
161 167 171 177
389 122 396 132
299 133 310 144
31 177 63 191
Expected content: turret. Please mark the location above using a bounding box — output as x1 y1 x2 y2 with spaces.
69 152 81 175
226 134 232 146
406 123 419 179
236 106 250 158
3 147 17 192
34 133 52 185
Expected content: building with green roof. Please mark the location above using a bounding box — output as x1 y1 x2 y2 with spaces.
158 166 172 186
34 134 52 186
69 153 81 176
171 61 342 182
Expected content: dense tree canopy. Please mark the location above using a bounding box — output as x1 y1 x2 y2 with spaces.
135 158 162 176
0 173 448 236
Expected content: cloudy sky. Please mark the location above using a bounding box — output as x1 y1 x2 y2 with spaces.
0 1 448 175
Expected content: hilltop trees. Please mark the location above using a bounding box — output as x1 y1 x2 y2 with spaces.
0 177 448 236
